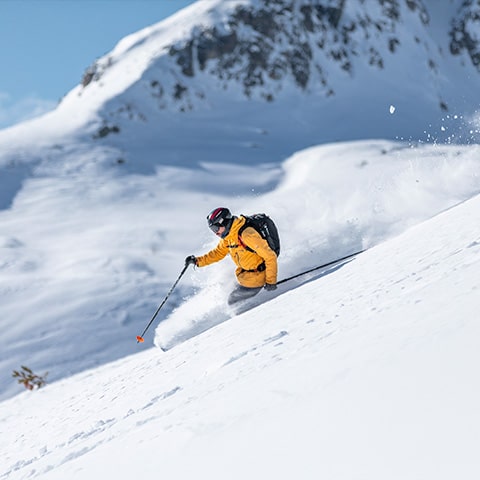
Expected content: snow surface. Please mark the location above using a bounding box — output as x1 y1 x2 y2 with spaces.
1 155 480 479
1 0 480 478
1 138 479 402
1 134 480 479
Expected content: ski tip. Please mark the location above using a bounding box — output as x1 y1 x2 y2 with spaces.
136 336 145 343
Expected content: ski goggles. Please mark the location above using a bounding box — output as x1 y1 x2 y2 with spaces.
209 222 223 234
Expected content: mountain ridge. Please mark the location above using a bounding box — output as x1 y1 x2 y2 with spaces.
76 0 479 115
1 0 479 167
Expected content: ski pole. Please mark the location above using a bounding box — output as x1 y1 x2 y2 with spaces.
277 249 365 286
136 263 190 343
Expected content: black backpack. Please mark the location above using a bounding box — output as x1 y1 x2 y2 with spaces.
238 213 280 256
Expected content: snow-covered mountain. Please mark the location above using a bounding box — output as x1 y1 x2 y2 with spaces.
1 0 479 162
0 0 479 410
68 0 480 143
1 2 480 476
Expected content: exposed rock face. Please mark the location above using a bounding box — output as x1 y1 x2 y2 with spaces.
162 0 477 103
450 0 480 69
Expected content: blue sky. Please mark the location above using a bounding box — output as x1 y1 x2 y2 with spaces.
0 0 197 129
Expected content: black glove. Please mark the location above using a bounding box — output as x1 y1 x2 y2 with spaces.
185 255 197 267
264 283 277 291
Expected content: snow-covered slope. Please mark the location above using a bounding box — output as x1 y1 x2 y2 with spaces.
1 190 479 480
1 139 479 402
0 0 479 403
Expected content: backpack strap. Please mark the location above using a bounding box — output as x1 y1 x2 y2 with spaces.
238 216 256 253
237 231 255 253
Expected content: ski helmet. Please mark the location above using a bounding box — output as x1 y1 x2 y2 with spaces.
207 207 233 237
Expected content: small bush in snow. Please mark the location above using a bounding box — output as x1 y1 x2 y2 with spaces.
12 366 48 391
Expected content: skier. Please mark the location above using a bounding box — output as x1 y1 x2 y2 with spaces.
185 207 278 304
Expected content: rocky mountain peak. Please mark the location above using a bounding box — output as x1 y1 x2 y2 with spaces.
73 0 479 145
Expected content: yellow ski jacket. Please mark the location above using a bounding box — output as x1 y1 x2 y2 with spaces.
196 215 278 288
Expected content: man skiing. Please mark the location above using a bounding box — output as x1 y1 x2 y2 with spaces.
185 207 278 305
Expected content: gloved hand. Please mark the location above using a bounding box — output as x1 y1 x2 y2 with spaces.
185 255 197 267
264 283 277 291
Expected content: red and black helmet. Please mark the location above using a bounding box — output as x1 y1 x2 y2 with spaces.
207 207 233 237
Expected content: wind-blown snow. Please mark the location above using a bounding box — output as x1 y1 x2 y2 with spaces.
154 140 480 350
